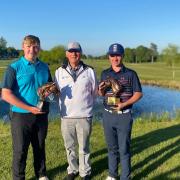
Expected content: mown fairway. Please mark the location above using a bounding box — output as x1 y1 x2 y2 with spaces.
1 59 180 86
0 119 179 179
83 60 180 89
0 60 14 82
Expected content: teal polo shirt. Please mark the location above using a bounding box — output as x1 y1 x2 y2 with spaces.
2 56 52 113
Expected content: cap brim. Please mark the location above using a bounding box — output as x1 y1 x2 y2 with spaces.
68 49 81 52
108 52 122 55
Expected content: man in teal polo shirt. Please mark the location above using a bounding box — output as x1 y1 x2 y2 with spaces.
1 35 51 180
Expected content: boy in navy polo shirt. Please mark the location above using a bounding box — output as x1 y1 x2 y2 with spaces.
98 43 143 180
1 35 51 180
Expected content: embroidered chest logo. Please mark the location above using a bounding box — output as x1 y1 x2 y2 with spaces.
120 76 125 81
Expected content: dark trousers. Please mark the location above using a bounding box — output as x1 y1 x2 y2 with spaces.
103 110 133 180
11 112 48 180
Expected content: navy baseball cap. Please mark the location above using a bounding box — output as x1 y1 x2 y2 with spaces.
67 42 82 53
108 43 124 56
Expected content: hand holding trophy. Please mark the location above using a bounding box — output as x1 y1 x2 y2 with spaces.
101 77 122 109
37 82 60 112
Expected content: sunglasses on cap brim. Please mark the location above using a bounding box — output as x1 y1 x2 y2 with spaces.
109 54 122 57
68 49 81 53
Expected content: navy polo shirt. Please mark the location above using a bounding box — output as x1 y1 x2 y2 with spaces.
100 64 142 110
2 56 52 113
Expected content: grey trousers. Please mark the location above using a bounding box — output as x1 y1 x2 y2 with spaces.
61 117 92 177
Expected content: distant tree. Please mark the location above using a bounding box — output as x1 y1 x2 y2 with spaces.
135 45 151 63
124 48 135 63
39 50 52 64
145 48 153 62
0 48 4 58
95 54 108 60
162 44 179 66
0 36 7 49
39 45 66 65
18 50 24 57
150 43 158 63
87 55 94 59
0 36 7 58
0 48 7 59
162 44 180 80
6 47 19 58
81 54 87 59
50 45 66 64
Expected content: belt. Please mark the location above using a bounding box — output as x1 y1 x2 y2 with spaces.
104 108 131 114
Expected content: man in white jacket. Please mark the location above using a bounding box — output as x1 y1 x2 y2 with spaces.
55 42 98 180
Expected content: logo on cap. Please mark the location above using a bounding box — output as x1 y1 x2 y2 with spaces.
113 44 118 53
108 43 124 56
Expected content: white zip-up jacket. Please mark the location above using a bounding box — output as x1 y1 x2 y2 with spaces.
55 61 98 118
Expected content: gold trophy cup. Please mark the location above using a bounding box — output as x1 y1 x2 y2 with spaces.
102 77 122 108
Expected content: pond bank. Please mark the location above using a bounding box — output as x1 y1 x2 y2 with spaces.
141 80 180 90
1 85 180 122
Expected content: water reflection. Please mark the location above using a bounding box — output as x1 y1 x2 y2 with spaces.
134 86 180 117
1 85 180 121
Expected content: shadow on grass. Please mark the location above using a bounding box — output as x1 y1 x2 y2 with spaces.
131 124 180 156
29 149 108 179
91 148 108 177
151 166 180 180
91 124 180 179
132 124 180 179
29 163 68 180
47 149 108 179
29 123 180 179
47 162 68 179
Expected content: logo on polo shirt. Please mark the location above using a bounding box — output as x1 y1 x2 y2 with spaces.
120 76 125 81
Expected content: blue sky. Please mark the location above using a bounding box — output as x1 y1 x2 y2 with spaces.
1 0 180 55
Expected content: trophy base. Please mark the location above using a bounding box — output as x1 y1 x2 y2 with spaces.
37 101 49 112
107 97 120 106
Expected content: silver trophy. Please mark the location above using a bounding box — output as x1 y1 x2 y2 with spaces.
37 82 60 112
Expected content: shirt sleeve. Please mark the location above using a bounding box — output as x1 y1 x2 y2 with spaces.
2 65 16 90
54 68 61 91
132 71 142 92
91 69 98 96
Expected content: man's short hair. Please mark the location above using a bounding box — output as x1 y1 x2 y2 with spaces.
22 35 40 46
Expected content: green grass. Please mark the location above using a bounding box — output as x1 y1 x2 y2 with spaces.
0 59 16 82
0 119 179 179
1 59 180 89
83 60 180 79
49 59 180 89
1 59 180 179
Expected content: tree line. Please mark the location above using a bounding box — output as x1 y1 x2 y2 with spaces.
0 36 179 66
0 37 19 59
